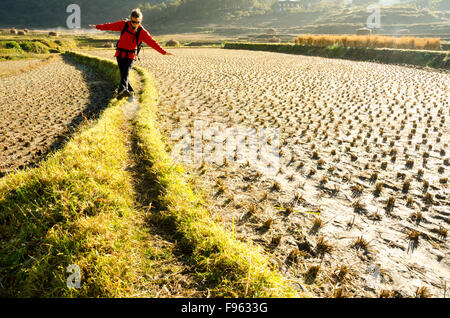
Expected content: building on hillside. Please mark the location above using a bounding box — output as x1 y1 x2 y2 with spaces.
278 0 303 12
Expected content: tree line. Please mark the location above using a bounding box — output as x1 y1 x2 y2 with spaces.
0 0 446 29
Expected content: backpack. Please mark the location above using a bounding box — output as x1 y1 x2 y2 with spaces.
116 21 143 59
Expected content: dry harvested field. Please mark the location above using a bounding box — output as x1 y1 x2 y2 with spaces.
0 55 114 176
0 58 51 77
87 48 449 298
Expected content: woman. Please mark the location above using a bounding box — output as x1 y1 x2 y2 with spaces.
89 8 173 100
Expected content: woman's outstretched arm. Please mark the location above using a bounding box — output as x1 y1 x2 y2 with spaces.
88 21 125 32
141 28 174 56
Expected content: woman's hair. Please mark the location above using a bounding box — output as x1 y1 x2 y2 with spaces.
131 8 143 21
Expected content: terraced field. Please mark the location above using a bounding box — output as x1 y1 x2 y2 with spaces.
0 58 51 77
0 55 114 176
87 48 449 298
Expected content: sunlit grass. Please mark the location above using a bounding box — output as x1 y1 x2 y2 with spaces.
0 94 149 296
294 34 441 51
0 53 178 297
0 51 300 298
133 65 299 298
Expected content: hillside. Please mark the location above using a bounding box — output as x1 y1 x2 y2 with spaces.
223 4 450 38
0 1 449 39
0 0 166 28
142 0 450 37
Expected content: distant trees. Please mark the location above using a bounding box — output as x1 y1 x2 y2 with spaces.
430 0 450 10
415 0 432 9
139 0 274 24
0 0 164 28
1 0 447 29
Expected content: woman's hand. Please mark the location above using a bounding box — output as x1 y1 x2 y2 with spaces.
165 52 174 56
88 24 97 29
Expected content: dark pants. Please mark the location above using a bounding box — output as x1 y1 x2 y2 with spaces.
116 56 135 93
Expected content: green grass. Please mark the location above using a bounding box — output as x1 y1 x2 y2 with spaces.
132 65 299 298
0 38 77 60
1 98 142 296
0 53 163 297
18 41 49 54
0 50 301 298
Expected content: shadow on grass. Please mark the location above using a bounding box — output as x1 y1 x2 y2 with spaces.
126 124 212 295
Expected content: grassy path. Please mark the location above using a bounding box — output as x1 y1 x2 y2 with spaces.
119 71 207 297
86 48 449 297
0 55 201 297
0 51 298 297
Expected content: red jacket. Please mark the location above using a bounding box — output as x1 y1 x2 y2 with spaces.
96 20 167 59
